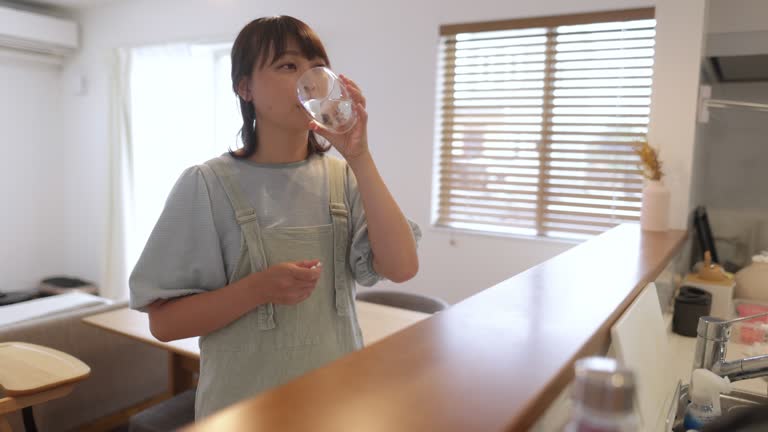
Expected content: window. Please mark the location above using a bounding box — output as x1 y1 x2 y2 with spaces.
126 42 236 274
434 9 655 240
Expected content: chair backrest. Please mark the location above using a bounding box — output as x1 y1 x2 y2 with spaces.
356 290 450 314
129 389 196 432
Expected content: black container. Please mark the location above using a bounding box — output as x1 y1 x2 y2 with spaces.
0 290 39 306
672 286 712 337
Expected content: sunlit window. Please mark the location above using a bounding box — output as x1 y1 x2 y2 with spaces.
434 10 655 240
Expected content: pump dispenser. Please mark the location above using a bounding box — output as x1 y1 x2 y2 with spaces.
683 368 732 430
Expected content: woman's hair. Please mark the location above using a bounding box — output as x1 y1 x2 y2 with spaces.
229 16 330 159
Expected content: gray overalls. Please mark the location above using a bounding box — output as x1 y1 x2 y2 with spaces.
195 154 363 419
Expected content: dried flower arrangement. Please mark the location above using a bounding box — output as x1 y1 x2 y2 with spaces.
634 140 664 181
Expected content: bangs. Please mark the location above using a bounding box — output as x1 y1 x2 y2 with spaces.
239 16 330 70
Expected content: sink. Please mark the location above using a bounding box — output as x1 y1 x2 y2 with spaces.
668 382 768 431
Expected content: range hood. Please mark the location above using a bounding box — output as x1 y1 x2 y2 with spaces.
707 31 768 83
709 54 768 83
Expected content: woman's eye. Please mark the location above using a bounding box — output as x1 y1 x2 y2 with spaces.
279 63 297 70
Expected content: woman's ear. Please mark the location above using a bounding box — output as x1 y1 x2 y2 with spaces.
237 78 251 101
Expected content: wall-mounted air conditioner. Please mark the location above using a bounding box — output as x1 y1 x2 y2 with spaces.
0 4 78 62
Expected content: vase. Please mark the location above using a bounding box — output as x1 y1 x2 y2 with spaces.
640 180 670 231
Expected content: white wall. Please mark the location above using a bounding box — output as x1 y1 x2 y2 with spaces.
58 0 663 303
0 58 70 291
699 78 768 266
646 0 708 230
701 82 768 209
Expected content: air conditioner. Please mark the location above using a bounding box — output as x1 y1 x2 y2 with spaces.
0 4 78 60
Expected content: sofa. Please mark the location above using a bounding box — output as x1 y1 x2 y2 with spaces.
0 297 168 431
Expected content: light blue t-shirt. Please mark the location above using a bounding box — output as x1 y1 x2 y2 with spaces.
129 152 421 310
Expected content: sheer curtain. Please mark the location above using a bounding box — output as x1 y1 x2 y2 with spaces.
103 48 132 300
104 42 237 300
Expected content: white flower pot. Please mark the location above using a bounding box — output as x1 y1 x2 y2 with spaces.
640 180 670 231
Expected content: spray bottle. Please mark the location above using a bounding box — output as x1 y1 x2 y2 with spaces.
683 368 732 430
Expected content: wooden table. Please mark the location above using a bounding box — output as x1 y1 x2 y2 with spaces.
82 301 430 394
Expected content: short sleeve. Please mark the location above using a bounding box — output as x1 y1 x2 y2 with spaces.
345 164 422 287
129 166 228 312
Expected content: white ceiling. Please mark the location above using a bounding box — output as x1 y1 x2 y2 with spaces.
43 0 108 4
8 0 120 8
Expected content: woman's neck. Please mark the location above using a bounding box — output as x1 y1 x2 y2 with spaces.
248 124 310 164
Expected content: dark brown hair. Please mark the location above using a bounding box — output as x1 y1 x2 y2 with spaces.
229 16 331 159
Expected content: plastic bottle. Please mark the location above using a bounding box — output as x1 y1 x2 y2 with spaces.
683 369 732 430
562 356 638 432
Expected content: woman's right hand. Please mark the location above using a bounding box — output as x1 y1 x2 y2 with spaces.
250 259 323 305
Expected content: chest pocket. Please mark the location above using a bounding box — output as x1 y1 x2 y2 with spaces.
196 155 354 351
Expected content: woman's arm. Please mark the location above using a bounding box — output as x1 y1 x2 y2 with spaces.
308 74 419 283
347 151 419 283
148 261 322 342
147 275 263 342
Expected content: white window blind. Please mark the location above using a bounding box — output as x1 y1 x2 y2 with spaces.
435 9 655 240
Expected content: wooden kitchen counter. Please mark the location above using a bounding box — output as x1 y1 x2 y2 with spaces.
183 223 687 432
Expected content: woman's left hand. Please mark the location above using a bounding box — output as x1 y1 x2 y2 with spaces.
308 75 369 162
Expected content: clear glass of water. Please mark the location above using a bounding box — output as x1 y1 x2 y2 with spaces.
297 66 357 134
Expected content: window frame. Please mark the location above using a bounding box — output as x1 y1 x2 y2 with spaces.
433 8 656 241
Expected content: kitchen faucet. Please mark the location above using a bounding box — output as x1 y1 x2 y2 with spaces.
694 311 768 382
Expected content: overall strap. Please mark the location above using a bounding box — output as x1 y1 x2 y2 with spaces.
325 156 352 316
200 156 275 329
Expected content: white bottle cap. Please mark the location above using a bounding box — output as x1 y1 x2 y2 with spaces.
690 368 731 415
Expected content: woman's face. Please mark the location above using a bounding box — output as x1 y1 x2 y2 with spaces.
240 38 328 131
